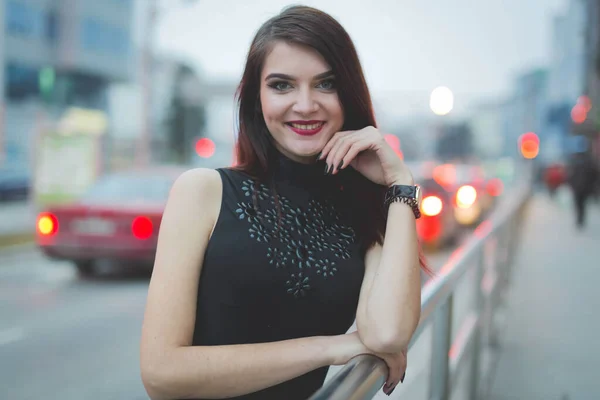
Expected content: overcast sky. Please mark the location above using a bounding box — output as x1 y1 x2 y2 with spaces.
147 0 568 117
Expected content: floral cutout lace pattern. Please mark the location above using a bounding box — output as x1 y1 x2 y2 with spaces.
235 179 356 298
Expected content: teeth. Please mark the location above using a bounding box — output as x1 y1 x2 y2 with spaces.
290 122 324 130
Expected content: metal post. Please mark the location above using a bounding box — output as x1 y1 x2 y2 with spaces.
137 0 158 167
487 227 506 349
429 295 453 400
468 248 485 400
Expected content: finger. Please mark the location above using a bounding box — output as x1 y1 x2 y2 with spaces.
382 355 401 394
384 352 407 394
341 139 375 170
328 134 364 174
319 130 353 161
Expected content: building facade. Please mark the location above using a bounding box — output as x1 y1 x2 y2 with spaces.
501 69 549 159
581 0 600 157
107 55 239 169
1 0 134 173
468 100 506 160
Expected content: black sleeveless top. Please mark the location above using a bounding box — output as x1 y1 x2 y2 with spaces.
191 153 368 399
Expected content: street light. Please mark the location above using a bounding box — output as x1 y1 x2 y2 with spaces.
430 86 454 116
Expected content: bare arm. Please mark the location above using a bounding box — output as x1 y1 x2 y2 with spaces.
355 202 421 354
140 169 362 400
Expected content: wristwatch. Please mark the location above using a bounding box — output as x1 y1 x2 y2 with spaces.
384 184 422 219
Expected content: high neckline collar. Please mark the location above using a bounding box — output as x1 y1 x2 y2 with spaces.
272 149 327 185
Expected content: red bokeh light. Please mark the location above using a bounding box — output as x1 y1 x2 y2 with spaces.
195 138 216 158
571 104 587 124
519 132 540 159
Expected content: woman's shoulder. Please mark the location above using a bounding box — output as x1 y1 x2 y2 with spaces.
173 168 222 192
171 167 252 187
170 167 258 202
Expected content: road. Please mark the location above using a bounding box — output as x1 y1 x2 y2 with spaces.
0 201 36 236
0 244 455 400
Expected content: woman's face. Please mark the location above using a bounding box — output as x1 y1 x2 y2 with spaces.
260 41 344 164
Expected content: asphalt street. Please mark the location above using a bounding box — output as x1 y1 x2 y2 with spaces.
0 243 454 400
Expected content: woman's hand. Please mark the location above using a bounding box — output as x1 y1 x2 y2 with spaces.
331 332 407 396
319 126 413 187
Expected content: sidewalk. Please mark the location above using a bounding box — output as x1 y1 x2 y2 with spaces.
0 201 36 248
488 192 600 399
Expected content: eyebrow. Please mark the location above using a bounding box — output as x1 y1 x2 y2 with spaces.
264 70 334 81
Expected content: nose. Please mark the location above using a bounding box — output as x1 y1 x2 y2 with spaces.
292 87 319 115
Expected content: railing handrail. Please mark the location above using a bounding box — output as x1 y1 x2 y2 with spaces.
309 173 532 400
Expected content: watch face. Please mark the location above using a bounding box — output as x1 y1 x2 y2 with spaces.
396 185 415 197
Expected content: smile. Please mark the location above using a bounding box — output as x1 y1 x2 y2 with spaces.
286 121 326 136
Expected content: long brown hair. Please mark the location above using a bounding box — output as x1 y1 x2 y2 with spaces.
233 5 430 273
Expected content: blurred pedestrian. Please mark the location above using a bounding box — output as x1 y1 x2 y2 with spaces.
543 162 566 197
567 151 599 228
140 6 430 400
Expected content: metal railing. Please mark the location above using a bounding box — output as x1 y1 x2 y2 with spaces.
309 172 532 400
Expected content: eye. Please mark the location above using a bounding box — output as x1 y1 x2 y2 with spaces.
317 79 336 90
268 81 292 91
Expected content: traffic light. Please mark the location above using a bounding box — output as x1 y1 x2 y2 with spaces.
571 95 592 124
519 132 539 159
38 66 55 104
571 104 587 124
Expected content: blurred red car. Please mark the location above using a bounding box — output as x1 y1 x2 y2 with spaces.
36 166 185 276
432 163 503 227
408 162 461 249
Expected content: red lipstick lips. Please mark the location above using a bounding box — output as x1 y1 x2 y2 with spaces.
286 121 325 136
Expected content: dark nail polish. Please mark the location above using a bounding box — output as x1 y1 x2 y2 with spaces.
317 152 322 160
328 165 333 175
324 164 329 175
387 387 395 396
401 372 405 383
338 161 344 170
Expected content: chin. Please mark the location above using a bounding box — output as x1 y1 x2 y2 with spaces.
280 137 322 157
287 143 322 158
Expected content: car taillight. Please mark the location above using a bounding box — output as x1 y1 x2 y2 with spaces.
37 213 58 236
421 195 443 217
456 185 477 208
132 216 153 240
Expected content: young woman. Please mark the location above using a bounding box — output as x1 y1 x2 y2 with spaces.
141 5 428 399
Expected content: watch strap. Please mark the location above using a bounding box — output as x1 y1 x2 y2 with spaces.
384 185 422 219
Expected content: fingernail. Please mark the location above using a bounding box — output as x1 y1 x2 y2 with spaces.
338 161 344 170
401 372 405 383
387 387 395 396
327 165 333 175
324 164 329 174
317 152 322 160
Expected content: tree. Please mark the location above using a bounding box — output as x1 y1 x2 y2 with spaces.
164 65 207 164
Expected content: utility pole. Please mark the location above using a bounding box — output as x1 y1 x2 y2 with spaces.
137 0 158 167
136 0 199 167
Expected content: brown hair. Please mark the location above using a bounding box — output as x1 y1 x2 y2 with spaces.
233 5 430 273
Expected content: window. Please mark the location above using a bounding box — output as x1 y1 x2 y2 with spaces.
6 1 52 40
6 1 36 36
5 63 40 100
81 18 129 55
